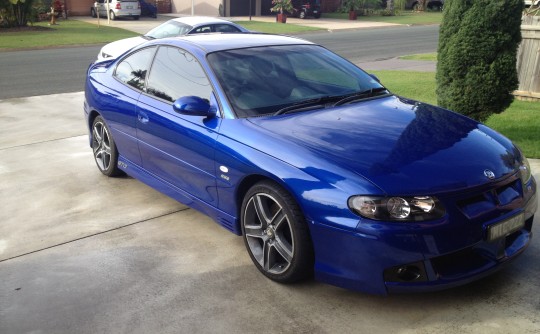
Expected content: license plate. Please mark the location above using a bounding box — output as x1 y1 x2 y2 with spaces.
487 213 524 241
313 10 318 13
127 6 132 9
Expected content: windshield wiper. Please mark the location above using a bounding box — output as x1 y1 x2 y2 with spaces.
273 97 332 116
333 87 389 106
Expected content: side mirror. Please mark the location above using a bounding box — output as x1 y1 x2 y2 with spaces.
173 96 217 118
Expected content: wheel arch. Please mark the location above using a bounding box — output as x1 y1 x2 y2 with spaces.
234 173 309 235
87 109 102 147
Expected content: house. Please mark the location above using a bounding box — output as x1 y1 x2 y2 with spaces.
64 0 339 17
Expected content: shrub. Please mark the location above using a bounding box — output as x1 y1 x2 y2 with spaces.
436 0 523 122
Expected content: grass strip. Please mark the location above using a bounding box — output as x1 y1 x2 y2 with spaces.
0 20 138 50
234 21 323 34
399 53 437 61
323 11 443 25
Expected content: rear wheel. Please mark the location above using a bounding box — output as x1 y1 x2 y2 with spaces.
314 13 321 18
91 8 97 18
109 10 116 20
91 116 122 177
133 15 140 20
299 11 306 19
241 181 314 283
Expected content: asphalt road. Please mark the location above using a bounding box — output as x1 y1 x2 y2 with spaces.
0 25 439 100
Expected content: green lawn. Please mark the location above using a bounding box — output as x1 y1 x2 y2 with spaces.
371 70 540 158
0 20 138 50
323 11 443 25
234 21 322 34
399 53 437 61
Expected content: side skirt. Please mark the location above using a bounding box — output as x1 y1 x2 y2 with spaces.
117 155 241 235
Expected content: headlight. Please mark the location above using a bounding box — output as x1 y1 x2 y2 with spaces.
519 157 532 186
348 195 445 222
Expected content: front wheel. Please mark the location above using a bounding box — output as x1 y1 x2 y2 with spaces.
241 181 314 283
91 116 122 177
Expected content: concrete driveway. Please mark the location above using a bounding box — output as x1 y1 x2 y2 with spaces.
0 92 539 334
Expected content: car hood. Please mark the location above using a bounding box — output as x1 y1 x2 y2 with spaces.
247 95 520 195
98 36 147 60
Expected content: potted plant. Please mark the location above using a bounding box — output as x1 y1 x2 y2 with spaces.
271 0 293 23
341 0 363 20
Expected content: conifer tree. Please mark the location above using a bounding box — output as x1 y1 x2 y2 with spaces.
436 0 523 122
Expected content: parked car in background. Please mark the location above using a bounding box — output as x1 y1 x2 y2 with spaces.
96 16 249 60
291 0 321 19
85 33 536 295
139 0 157 18
91 0 141 20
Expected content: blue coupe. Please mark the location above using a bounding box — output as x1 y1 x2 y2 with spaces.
84 34 537 295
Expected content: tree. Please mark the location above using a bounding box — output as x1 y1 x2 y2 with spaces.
0 0 34 27
436 0 523 122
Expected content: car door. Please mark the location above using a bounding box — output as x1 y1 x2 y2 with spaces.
102 46 156 167
96 0 107 16
136 45 220 205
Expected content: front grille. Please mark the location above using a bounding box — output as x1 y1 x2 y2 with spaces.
457 178 522 220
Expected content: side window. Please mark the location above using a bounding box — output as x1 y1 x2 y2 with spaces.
115 47 156 91
146 46 212 103
214 24 241 33
191 25 212 34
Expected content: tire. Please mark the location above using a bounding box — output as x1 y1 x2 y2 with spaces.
91 8 97 18
241 181 314 283
91 116 122 177
299 11 306 19
133 15 140 20
109 10 116 20
314 13 321 19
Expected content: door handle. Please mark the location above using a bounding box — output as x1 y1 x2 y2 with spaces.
137 111 149 124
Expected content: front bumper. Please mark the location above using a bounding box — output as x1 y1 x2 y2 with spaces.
311 175 537 295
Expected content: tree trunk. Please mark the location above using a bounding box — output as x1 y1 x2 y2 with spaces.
386 0 395 13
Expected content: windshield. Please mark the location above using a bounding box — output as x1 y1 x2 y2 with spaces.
207 45 386 118
145 21 192 39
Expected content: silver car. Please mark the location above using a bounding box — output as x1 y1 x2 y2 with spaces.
97 17 249 60
91 0 141 20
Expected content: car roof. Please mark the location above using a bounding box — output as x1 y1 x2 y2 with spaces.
158 33 314 53
168 16 240 27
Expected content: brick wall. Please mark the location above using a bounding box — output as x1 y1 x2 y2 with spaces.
65 0 95 16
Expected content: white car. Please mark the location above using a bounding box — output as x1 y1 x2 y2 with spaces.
97 17 249 60
91 0 141 20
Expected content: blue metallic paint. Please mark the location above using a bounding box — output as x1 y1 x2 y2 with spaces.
84 34 536 295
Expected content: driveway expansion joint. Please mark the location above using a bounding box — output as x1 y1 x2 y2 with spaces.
0 208 190 263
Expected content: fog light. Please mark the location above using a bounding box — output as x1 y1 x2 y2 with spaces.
396 266 421 281
384 261 428 283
